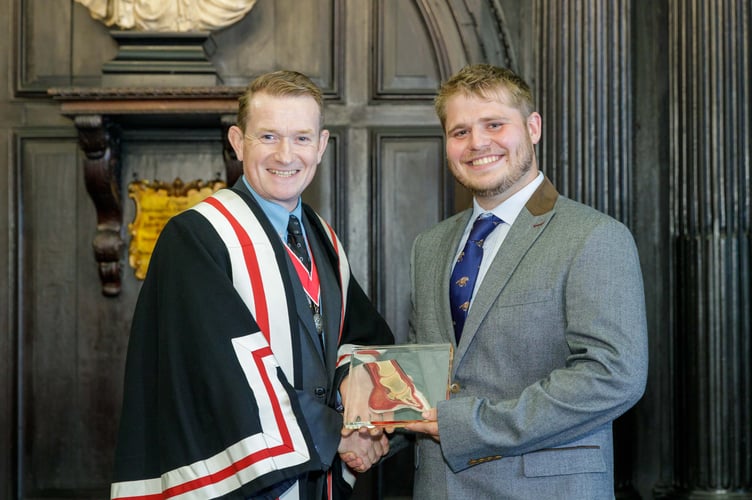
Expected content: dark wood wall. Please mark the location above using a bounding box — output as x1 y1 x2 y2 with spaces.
1 1 750 499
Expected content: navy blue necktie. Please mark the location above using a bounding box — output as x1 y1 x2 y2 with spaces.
449 214 502 343
286 215 311 271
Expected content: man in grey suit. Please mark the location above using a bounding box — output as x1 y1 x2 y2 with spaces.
403 64 648 499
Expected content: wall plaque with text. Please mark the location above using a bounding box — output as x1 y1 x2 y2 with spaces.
128 178 225 279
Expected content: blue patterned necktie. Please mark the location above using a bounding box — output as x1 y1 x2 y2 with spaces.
449 214 502 343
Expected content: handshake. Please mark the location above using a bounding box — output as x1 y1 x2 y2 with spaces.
336 344 452 473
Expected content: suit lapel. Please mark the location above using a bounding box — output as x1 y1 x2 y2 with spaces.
454 178 560 361
305 215 341 372
436 210 474 347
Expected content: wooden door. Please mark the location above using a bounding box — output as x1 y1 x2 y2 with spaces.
7 0 513 498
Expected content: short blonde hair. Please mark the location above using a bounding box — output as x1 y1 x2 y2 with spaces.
236 70 325 131
434 64 535 130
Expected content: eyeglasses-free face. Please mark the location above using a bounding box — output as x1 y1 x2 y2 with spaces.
443 91 541 210
228 92 329 211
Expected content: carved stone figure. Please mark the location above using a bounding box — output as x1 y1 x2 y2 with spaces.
75 0 257 32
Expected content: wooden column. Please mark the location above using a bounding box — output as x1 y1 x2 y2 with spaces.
661 1 752 498
49 87 244 296
533 0 632 223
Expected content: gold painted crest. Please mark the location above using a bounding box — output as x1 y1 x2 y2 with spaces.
128 178 225 280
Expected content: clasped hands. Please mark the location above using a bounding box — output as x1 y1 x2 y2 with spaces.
337 408 441 473
337 371 442 474
338 425 389 473
337 373 390 473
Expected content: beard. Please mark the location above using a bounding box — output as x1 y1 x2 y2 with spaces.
452 140 536 199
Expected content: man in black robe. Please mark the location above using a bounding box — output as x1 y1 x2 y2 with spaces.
111 70 394 500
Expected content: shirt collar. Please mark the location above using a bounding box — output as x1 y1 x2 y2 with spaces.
471 171 545 224
242 176 304 239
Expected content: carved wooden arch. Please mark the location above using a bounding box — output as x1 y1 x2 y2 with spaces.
417 0 516 77
371 0 515 101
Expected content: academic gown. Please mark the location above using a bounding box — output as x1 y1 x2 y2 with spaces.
111 185 393 500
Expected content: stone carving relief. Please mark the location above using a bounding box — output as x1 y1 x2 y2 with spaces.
75 0 257 32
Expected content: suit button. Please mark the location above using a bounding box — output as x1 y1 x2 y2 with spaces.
450 383 461 393
314 387 326 397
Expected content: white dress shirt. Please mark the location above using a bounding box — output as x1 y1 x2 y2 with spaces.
453 172 545 309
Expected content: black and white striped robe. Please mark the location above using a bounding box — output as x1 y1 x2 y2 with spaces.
111 186 393 500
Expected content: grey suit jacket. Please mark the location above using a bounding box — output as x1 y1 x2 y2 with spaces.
409 178 648 500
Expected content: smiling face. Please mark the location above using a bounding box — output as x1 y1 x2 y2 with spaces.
228 91 329 211
443 89 541 210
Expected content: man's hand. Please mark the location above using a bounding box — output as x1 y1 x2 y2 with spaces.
341 366 397 428
403 408 440 442
338 427 389 473
340 367 373 425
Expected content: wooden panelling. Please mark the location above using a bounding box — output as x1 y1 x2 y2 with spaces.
209 0 341 92
12 1 673 499
70 3 118 86
20 139 81 492
0 129 13 500
18 0 340 95
16 1 74 93
120 131 226 184
303 132 342 230
631 0 671 495
6 0 749 498
371 129 446 342
375 0 441 98
18 133 112 496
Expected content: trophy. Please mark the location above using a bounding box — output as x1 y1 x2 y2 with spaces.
343 343 453 429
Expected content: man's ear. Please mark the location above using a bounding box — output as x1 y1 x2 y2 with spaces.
317 129 330 163
527 112 542 145
228 125 245 161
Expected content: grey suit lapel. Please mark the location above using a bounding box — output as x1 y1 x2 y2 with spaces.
458 210 554 347
436 210 474 346
455 178 560 360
